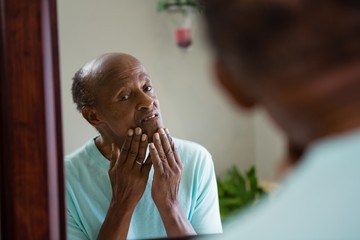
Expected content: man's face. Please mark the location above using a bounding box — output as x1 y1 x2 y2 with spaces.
92 56 163 144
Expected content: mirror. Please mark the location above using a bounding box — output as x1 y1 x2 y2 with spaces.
57 0 285 238
58 0 285 180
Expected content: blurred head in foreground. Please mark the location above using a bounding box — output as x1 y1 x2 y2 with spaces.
202 0 360 153
202 1 360 238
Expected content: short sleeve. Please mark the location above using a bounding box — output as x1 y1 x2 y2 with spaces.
66 181 89 240
190 153 223 234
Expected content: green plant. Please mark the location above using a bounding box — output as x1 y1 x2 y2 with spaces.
217 165 265 221
157 0 201 12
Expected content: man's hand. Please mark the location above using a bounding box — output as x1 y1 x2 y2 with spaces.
109 127 152 207
149 128 196 237
98 127 152 240
150 128 183 207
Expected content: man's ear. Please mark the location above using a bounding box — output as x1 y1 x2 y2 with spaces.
81 106 102 127
214 59 257 109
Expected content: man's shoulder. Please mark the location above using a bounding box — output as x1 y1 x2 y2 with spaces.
173 138 210 155
64 138 97 176
173 138 213 168
65 141 91 163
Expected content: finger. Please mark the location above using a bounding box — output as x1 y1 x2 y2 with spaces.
173 147 183 170
165 128 182 167
153 132 168 166
120 129 134 164
134 133 148 167
164 128 175 150
127 127 142 165
158 128 176 168
149 142 164 174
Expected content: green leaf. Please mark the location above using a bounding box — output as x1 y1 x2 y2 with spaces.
217 165 265 221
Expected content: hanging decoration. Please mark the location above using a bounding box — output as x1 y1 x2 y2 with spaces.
157 0 201 49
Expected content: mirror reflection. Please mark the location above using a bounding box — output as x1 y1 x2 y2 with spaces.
57 0 285 239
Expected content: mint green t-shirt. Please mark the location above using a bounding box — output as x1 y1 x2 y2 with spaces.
65 137 222 239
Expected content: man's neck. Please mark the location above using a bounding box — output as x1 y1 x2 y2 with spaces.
94 136 113 161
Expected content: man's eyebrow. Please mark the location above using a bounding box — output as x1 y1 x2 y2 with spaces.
140 73 151 81
112 84 131 100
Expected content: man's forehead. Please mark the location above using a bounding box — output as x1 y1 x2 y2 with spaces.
104 66 151 88
116 65 147 80
100 62 150 86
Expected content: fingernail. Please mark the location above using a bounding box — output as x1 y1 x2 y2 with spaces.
158 128 165 134
150 143 155 149
128 129 134 136
154 133 160 140
135 127 142 135
164 128 170 135
141 134 147 141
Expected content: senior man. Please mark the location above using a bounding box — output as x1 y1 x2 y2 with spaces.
65 52 222 239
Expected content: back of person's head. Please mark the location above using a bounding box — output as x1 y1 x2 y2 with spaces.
202 0 360 154
202 0 360 80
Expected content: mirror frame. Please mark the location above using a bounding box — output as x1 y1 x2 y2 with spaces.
0 0 66 239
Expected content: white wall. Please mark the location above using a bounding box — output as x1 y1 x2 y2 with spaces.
57 0 285 180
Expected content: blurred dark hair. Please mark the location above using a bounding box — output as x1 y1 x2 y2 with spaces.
201 0 360 78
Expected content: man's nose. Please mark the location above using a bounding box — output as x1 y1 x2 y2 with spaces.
136 92 154 110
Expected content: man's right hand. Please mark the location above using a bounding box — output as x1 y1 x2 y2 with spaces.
98 127 152 240
108 127 152 208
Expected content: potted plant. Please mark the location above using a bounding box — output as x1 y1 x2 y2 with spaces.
217 166 266 221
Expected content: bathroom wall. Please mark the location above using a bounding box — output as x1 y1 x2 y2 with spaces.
58 0 285 180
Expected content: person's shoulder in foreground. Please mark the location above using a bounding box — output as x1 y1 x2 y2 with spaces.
201 0 360 239
216 129 360 240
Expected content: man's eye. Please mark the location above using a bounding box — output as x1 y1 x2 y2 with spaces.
144 86 152 92
120 95 129 101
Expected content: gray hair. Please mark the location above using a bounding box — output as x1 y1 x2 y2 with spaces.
71 67 96 112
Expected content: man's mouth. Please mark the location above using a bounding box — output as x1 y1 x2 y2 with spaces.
141 113 158 123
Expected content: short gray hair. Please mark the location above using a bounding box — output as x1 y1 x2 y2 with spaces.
71 68 96 112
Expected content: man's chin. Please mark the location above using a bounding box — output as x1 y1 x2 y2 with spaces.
140 120 163 142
